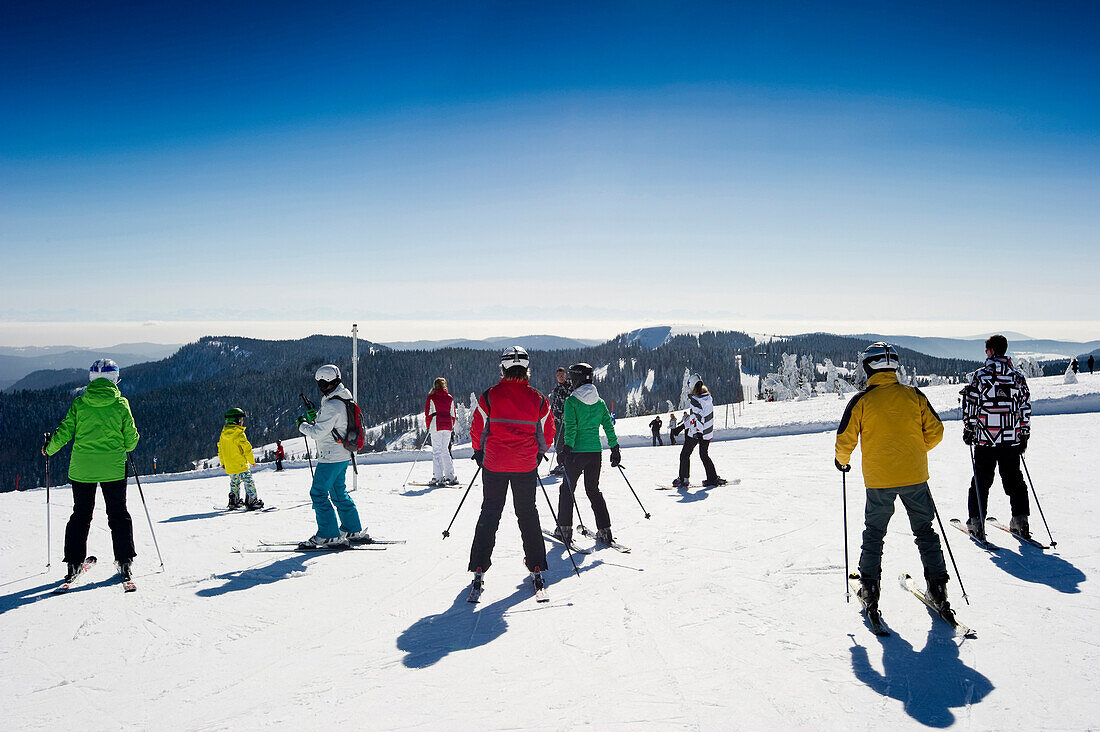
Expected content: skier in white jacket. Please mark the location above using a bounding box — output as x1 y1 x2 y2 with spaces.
672 375 728 487
297 364 368 548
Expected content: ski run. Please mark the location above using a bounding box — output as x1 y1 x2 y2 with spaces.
2 375 1098 730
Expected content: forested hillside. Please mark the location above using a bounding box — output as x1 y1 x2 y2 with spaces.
1 329 985 492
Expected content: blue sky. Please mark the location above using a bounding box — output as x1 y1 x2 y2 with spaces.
1 2 1098 343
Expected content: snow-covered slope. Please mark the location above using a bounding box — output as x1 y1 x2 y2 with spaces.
2 377 1098 730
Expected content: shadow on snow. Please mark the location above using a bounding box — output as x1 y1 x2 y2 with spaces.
849 619 994 728
195 553 319 597
0 576 120 614
988 543 1086 593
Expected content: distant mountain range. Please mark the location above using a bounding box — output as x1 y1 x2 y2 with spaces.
0 342 182 390
852 334 1100 362
381 334 604 351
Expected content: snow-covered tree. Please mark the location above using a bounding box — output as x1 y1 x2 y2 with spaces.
1015 357 1044 378
1064 363 1079 384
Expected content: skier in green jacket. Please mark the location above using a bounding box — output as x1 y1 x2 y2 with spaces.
555 363 621 545
43 359 140 583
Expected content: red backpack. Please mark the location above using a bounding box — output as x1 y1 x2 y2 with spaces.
330 396 366 453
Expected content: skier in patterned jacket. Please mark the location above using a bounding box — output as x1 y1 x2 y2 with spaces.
547 367 573 475
556 363 621 545
468 346 556 598
43 359 140 584
960 334 1033 540
672 375 727 487
218 408 263 509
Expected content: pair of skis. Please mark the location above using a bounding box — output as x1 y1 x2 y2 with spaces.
233 537 405 554
656 478 741 490
52 556 137 594
542 527 631 554
848 572 975 639
950 516 1051 550
213 505 279 513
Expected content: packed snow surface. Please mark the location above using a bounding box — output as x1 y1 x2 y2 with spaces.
2 376 1098 730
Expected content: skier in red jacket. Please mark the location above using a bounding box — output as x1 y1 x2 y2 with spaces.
424 377 459 486
467 346 556 599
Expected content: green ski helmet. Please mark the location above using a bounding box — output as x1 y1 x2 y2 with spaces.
224 407 246 424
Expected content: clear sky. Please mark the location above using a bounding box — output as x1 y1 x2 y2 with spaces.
2 1 1098 345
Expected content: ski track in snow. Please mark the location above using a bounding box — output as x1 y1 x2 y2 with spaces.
2 375 1099 729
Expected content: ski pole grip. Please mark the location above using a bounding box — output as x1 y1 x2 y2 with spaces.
41 432 52 450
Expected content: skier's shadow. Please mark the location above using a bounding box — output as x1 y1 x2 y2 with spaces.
849 624 994 727
674 485 713 503
196 554 314 597
989 543 1086 594
0 577 118 614
161 510 230 523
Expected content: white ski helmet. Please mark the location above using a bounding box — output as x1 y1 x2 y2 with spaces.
315 364 342 394
500 345 530 375
688 372 702 391
861 342 900 376
89 358 120 384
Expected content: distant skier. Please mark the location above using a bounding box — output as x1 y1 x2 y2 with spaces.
43 359 140 584
425 377 459 486
1089 354 1095 374
672 376 727 487
296 365 369 548
960 334 1033 540
1070 357 1079 374
556 363 621 546
274 440 285 471
468 346 555 598
668 412 679 445
218 408 264 509
835 342 952 621
547 366 573 476
649 414 663 446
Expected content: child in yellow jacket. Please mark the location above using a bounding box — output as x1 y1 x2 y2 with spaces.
218 408 263 509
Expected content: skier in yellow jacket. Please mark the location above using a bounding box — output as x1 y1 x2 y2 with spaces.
835 343 950 621
218 408 263 509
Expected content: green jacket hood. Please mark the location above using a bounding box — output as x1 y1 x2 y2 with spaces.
570 383 600 405
82 378 123 407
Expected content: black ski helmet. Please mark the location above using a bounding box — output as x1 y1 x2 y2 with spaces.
861 342 900 376
568 362 594 387
224 407 246 424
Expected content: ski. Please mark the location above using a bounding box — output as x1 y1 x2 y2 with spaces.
468 577 484 604
532 574 549 603
847 572 889 636
259 537 405 546
120 576 137 593
53 556 97 594
577 526 631 553
232 544 386 554
407 481 462 488
542 530 593 555
212 505 279 513
898 573 976 639
949 518 1001 551
986 517 1050 549
656 478 740 490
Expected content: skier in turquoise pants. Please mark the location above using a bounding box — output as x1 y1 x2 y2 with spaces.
296 364 369 548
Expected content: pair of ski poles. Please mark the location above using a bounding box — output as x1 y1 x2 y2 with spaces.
41 433 164 571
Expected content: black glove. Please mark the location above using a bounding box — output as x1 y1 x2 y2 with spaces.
558 445 572 458
962 426 975 445
834 458 851 473
1018 432 1029 454
472 449 484 467
609 445 621 468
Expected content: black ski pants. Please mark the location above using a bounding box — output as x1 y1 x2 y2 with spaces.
669 428 678 445
651 430 663 446
468 469 547 573
678 435 718 483
64 478 136 564
858 482 948 584
968 444 1029 520
558 452 612 531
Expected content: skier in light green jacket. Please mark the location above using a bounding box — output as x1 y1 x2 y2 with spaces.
555 363 621 545
44 359 140 583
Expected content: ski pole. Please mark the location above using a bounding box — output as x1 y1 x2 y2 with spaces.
128 454 165 569
559 465 589 534
298 393 315 478
442 466 481 539
401 430 431 491
927 488 969 605
1020 455 1057 548
842 470 849 603
968 443 986 528
43 432 51 569
616 465 651 520
537 474 580 577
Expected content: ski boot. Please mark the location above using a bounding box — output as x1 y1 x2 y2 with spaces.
552 525 573 544
594 527 615 544
244 496 264 510
297 534 349 549
702 476 728 487
117 560 133 581
446 476 460 486
341 529 372 544
856 576 880 613
926 576 954 619
63 562 82 584
1009 515 1031 540
965 517 986 542
427 477 442 487
671 477 688 488
530 570 547 593
227 492 243 509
